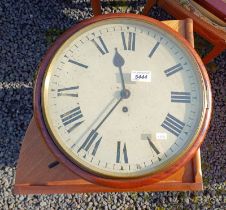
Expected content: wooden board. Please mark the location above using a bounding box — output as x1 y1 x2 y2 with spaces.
193 0 226 22
156 0 226 64
14 19 203 194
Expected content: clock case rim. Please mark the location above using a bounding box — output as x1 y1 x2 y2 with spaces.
41 18 206 179
34 14 212 189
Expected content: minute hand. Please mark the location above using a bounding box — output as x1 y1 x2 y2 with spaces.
74 97 122 150
94 97 122 131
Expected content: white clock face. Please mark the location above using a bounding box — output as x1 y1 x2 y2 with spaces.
42 18 206 178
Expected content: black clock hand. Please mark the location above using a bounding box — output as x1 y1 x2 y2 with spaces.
76 97 122 152
94 96 122 131
113 48 130 99
147 136 160 155
113 48 126 91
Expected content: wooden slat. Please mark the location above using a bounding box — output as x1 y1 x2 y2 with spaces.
193 0 226 22
91 0 101 16
158 0 226 43
157 0 226 63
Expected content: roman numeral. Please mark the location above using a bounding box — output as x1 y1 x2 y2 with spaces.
60 106 84 133
161 113 185 137
147 137 160 155
148 41 161 58
116 141 128 163
171 91 191 103
57 86 79 97
164 63 183 77
77 130 102 156
92 36 109 55
68 59 88 69
121 32 136 51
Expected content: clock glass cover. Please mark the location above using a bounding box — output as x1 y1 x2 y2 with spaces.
41 17 207 178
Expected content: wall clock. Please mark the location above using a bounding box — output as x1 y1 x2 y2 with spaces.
34 14 212 189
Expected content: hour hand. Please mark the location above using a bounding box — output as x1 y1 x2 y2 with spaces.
113 48 125 68
113 48 130 99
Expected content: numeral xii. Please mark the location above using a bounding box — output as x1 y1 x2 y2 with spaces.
121 32 136 51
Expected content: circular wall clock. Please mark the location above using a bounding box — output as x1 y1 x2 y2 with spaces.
34 14 212 188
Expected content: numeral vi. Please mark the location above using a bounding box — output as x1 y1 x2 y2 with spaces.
116 141 128 163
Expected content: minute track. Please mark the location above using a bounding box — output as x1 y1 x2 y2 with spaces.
40 16 209 179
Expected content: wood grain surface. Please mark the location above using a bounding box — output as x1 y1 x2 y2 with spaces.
157 0 226 64
193 0 226 21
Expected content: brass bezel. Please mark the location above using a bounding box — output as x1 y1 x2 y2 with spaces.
41 17 207 179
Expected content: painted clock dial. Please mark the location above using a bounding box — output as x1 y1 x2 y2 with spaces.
36 15 211 182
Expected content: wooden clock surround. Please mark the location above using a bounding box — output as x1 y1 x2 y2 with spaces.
14 15 212 194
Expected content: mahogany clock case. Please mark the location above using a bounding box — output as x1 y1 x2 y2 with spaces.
34 14 212 189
